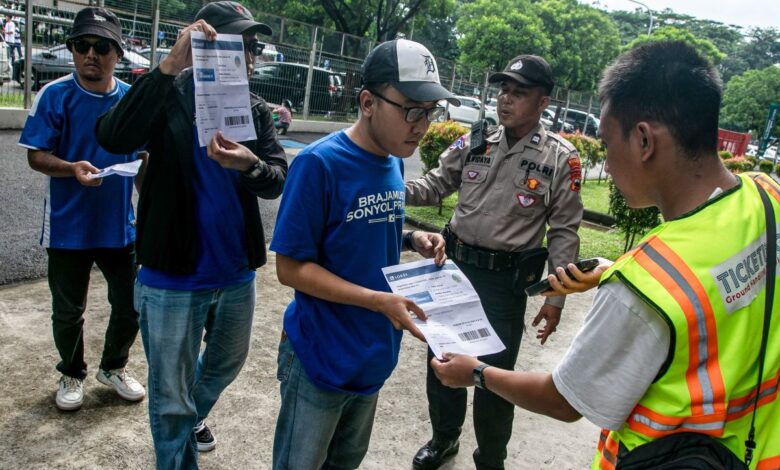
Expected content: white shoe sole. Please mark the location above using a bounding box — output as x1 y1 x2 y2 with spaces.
197 439 217 452
55 396 82 411
96 372 146 402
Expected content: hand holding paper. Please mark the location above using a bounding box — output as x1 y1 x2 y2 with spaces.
87 159 143 180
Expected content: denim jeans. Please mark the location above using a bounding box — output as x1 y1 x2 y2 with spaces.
47 245 138 380
273 337 379 470
135 279 256 470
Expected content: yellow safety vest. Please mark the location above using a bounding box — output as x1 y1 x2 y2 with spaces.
592 173 780 470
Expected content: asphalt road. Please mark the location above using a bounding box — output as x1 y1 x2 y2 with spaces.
0 129 425 286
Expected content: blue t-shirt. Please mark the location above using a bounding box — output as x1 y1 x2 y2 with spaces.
19 74 136 249
137 128 254 291
270 130 406 395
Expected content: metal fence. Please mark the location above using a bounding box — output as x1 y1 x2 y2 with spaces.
1 0 601 130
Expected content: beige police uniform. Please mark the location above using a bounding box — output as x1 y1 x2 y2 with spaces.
405 122 584 308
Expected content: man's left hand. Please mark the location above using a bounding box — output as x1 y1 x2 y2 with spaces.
207 131 260 171
411 232 447 266
532 304 562 345
430 353 481 388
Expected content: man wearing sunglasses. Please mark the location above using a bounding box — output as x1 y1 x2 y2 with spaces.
405 55 584 470
19 7 146 412
269 39 453 469
96 2 286 468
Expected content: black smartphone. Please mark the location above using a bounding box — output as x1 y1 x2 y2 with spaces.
470 119 487 155
524 258 601 296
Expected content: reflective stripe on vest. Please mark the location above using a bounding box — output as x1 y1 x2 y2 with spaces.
633 236 726 424
597 429 618 470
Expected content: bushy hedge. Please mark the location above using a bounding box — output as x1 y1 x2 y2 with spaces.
759 159 775 174
419 121 469 175
718 150 733 160
723 156 755 173
776 163 780 177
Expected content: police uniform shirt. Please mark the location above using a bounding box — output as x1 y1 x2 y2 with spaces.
405 123 584 308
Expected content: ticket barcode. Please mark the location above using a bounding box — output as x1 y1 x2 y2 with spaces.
458 328 491 341
224 115 250 126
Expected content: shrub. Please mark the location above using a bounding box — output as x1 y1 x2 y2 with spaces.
759 159 774 174
608 181 661 253
419 121 469 175
723 156 755 173
418 121 468 214
560 131 606 185
776 163 780 177
744 155 758 167
718 150 733 160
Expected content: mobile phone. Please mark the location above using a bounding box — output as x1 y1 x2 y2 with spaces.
470 119 487 155
524 258 601 296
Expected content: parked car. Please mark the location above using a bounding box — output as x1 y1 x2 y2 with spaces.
0 44 10 85
761 145 778 161
249 62 344 115
136 47 170 65
542 107 574 133
13 44 150 90
547 106 599 137
445 95 498 126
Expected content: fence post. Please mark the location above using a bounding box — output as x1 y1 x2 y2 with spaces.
149 0 160 69
303 26 318 120
279 18 284 44
584 94 593 136
479 71 489 121
23 0 32 108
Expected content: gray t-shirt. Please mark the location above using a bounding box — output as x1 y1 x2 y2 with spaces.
552 281 670 430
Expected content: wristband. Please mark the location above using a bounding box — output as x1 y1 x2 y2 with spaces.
403 231 416 251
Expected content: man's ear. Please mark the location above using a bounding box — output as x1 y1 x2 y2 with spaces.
359 89 375 117
636 122 655 163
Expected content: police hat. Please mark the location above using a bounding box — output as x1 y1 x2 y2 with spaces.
489 55 554 94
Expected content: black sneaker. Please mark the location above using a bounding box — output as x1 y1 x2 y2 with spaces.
194 420 216 452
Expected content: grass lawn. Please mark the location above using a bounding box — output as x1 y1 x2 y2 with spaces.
405 181 627 261
0 92 25 108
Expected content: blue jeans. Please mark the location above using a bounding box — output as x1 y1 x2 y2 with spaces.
272 337 378 470
135 279 256 470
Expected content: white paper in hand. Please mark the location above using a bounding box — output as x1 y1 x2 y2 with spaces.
382 259 505 359
87 159 143 180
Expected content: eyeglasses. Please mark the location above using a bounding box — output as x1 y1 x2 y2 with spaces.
369 89 445 123
69 38 114 55
244 39 265 56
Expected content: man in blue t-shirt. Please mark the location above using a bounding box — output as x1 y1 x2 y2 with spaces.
96 3 287 468
19 7 146 412
270 39 457 470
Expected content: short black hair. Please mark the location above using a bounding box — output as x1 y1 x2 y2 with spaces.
599 41 722 157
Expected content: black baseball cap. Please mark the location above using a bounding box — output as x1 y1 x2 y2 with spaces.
195 1 272 36
362 39 460 106
489 55 554 94
68 7 123 51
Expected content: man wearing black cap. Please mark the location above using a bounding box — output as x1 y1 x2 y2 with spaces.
20 6 146 412
96 2 286 468
405 55 584 470
269 38 451 470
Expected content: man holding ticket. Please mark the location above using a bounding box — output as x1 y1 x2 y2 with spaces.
20 7 146 413
270 39 453 470
96 2 286 468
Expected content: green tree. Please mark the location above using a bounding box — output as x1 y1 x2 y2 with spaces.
624 26 725 64
455 0 550 72
537 0 620 91
720 66 780 135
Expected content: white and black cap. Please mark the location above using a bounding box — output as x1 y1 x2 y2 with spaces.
362 39 460 106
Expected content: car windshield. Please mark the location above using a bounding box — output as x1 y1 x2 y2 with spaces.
122 50 150 66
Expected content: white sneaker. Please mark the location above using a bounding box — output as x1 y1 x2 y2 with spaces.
56 375 84 411
96 367 146 402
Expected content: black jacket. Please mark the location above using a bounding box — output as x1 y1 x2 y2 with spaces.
96 67 287 274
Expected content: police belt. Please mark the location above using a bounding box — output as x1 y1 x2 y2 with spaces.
442 225 522 271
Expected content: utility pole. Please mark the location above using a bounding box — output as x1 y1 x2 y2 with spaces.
627 0 653 35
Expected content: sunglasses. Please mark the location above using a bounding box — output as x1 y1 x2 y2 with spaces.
244 39 265 56
370 89 446 123
69 38 114 55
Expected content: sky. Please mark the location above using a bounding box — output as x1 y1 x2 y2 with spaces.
585 0 780 31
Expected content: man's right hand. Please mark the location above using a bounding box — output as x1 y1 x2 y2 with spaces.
159 19 217 76
72 161 102 186
372 292 428 342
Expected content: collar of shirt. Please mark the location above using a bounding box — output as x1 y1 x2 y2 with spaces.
499 122 546 155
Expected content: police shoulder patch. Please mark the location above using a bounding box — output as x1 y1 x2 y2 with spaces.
448 134 468 151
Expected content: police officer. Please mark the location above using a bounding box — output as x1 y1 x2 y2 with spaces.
405 55 584 470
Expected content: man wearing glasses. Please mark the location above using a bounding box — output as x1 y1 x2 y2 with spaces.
270 39 452 469
20 7 146 412
96 2 287 468
405 55 584 470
